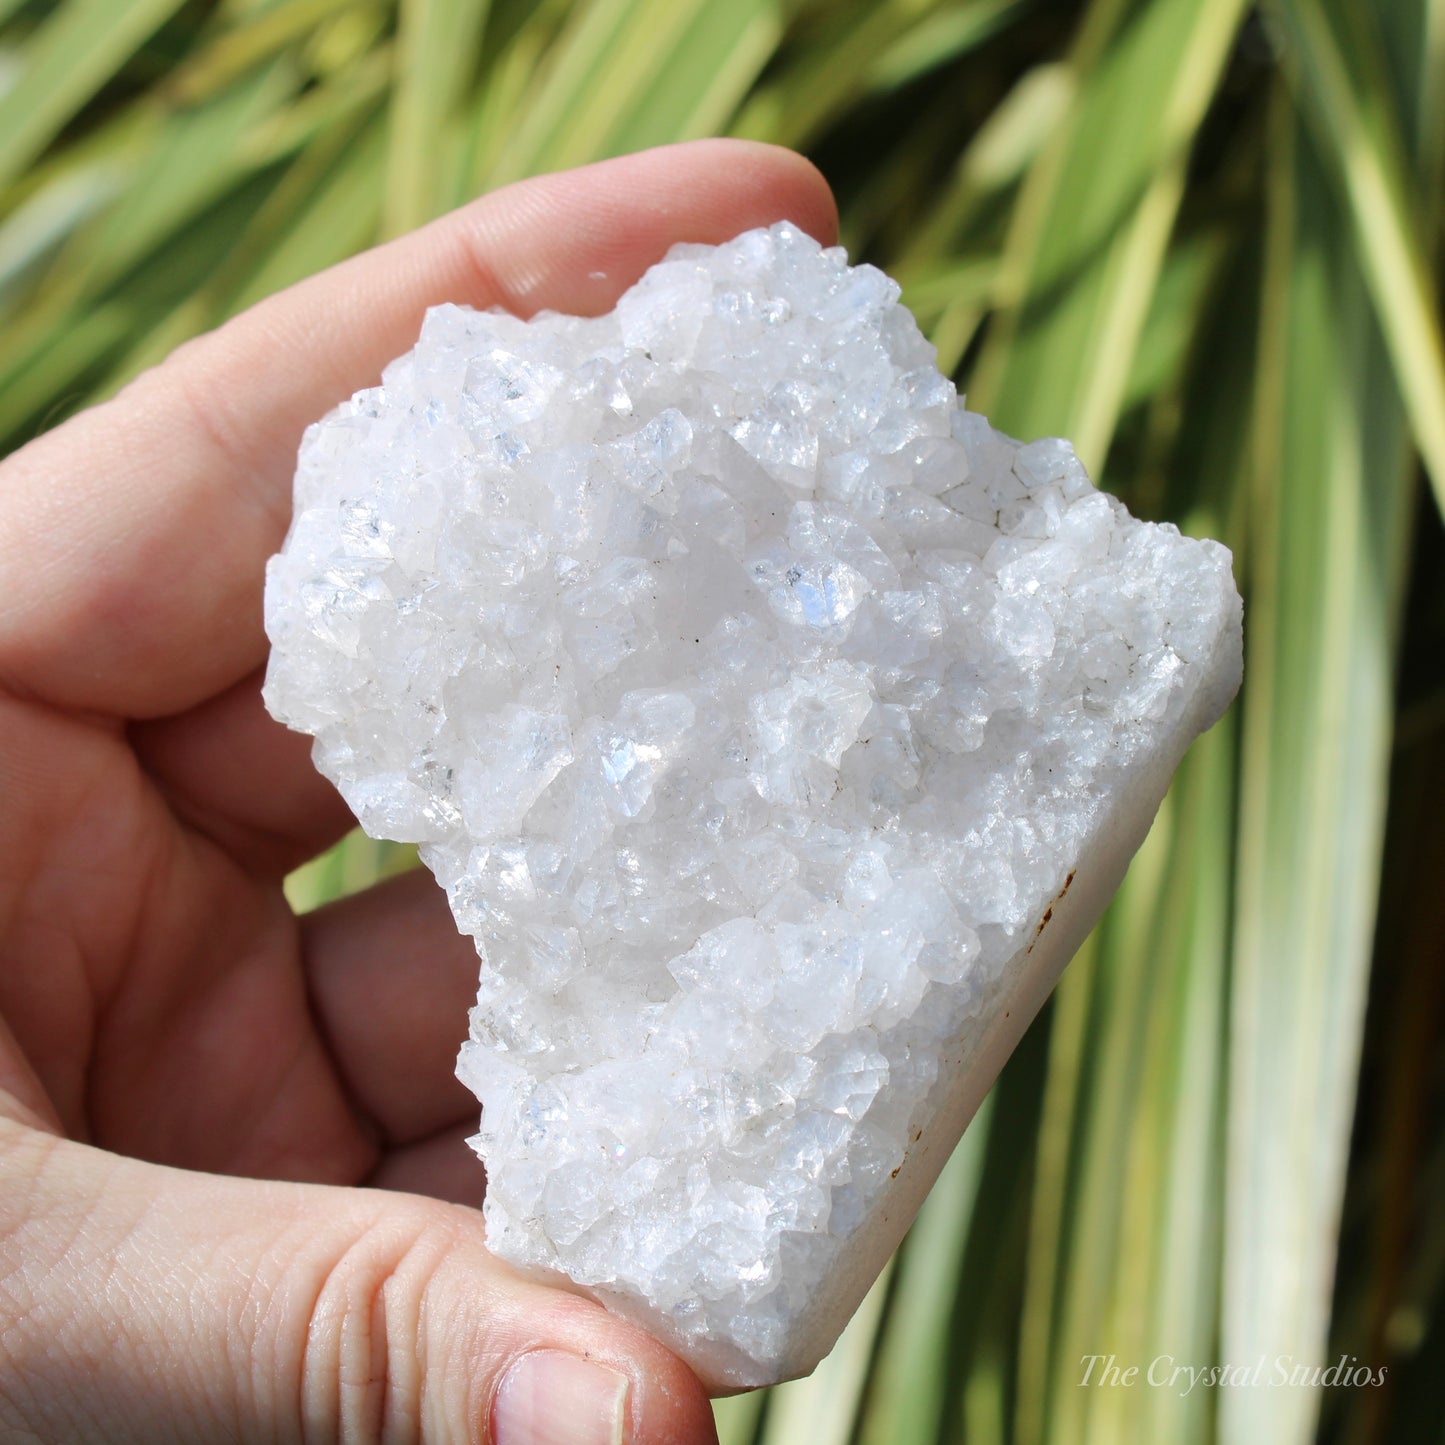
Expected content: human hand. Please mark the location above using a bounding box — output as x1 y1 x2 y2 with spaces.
0 139 836 1444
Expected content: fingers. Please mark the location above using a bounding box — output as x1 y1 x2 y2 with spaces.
0 140 837 721
129 667 357 876
303 867 481 1146
0 1123 718 1445
369 1120 483 1205
0 1014 61 1136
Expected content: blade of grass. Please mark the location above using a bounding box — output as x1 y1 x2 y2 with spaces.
238 37 392 167
299 1 391 79
969 0 1248 472
896 254 998 376
227 109 387 310
834 83 979 258
1324 6 1445 1439
0 49 352 409
284 831 419 913
1134 291 1257 1445
1423 0 1445 181
963 7 1256 1434
1118 227 1229 420
1014 931 1097 1445
1106 720 1233 1445
856 1092 997 1445
732 0 929 150
55 60 299 303
528 0 713 171
0 160 120 305
457 1 567 193
482 0 676 183
0 145 300 442
1269 0 1445 522
0 79 158 225
1137 738 1232 1445
166 0 361 104
0 0 191 190
218 97 385 312
898 61 1073 271
602 0 782 155
0 65 372 439
0 299 136 445
867 0 1025 95
92 103 386 392
1018 780 1177 1443
735 0 1019 154
1222 88 1416 1445
384 0 491 235
712 1389 765 1445
476 0 792 184
941 1026 1051 1445
754 1259 895 1445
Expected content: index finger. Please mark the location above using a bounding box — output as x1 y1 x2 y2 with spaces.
0 140 836 718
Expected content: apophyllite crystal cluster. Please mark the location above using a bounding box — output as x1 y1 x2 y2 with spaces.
263 222 1242 1388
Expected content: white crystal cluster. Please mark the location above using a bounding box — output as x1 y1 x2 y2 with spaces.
263 222 1242 1387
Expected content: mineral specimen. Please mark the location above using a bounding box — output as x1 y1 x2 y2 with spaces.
263 222 1242 1389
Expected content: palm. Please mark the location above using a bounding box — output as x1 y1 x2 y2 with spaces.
2 660 479 1196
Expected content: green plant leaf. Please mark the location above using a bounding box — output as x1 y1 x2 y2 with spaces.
969 0 1249 472
385 0 492 234
754 1259 894 1445
483 0 694 181
0 158 120 306
856 1093 997 1445
166 0 361 104
735 0 1017 153
1221 90 1416 1445
1268 0 1445 523
712 1387 766 1445
63 61 299 300
0 0 191 191
867 0 1024 95
284 831 420 913
602 0 782 154
226 108 388 310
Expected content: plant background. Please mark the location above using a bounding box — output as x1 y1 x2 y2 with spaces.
2 1 1442 1441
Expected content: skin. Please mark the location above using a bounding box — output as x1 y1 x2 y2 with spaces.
0 139 838 1444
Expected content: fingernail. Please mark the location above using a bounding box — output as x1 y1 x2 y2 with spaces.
492 1349 629 1445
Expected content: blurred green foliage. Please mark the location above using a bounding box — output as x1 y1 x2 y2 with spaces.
2 1 1442 1441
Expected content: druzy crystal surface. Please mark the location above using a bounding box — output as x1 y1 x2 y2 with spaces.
263 222 1242 1387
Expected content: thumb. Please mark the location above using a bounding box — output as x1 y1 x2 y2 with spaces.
0 1123 718 1445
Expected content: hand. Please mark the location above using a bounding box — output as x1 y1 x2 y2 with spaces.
0 139 836 1444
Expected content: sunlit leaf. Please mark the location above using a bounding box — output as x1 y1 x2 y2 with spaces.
0 0 191 190
969 0 1249 472
385 0 492 234
1269 0 1445 521
1222 91 1415 1445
